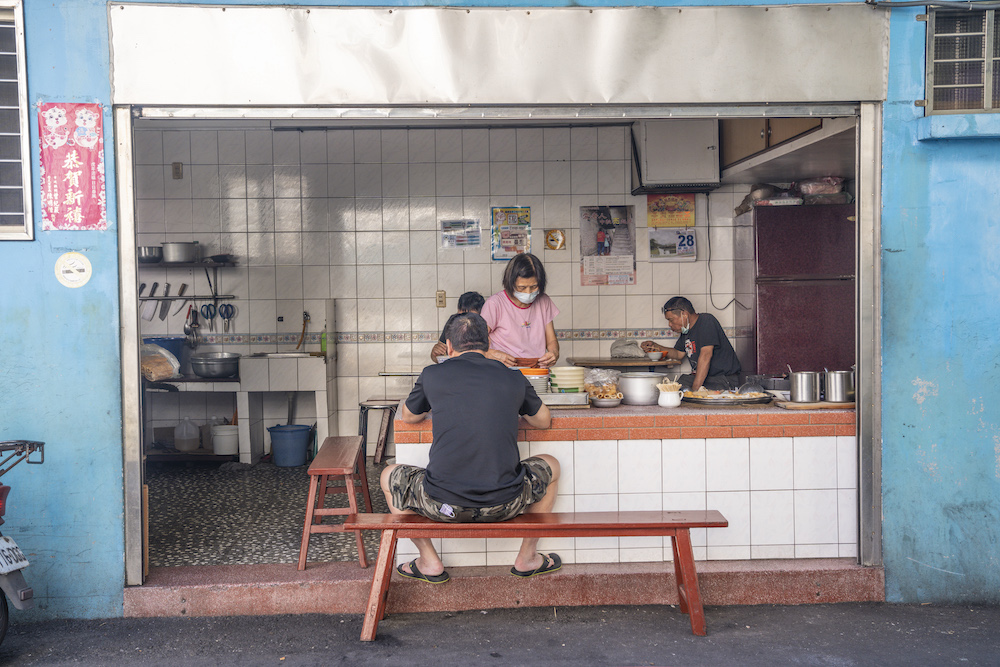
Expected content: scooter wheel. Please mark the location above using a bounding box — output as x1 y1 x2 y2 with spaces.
0 593 7 646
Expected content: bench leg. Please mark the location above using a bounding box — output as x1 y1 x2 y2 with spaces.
315 474 329 522
360 529 398 641
373 407 395 464
297 473 321 571
672 528 707 636
344 473 368 568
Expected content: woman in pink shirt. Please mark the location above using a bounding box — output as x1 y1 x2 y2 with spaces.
481 253 560 368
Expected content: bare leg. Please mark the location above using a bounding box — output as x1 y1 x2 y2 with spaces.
513 454 560 572
379 465 445 577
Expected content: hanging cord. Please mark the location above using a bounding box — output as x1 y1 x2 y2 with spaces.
296 311 311 349
705 193 752 313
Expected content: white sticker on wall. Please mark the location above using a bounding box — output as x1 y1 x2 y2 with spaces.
54 251 93 288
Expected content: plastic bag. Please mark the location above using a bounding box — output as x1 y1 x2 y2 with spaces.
610 338 645 359
804 192 853 206
585 369 622 397
794 176 844 195
140 343 181 381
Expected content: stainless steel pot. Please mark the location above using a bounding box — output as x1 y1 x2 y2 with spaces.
789 371 821 403
161 241 200 263
190 352 240 378
619 372 667 405
825 370 855 402
137 246 162 263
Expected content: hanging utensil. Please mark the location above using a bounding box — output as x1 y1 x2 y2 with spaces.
141 282 159 321
188 307 201 349
157 283 172 321
138 282 147 299
200 303 217 333
171 283 189 315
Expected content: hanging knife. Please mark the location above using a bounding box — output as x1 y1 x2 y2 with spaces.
141 282 159 321
157 283 172 321
171 283 190 315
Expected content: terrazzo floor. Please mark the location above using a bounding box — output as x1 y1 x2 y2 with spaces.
146 457 390 567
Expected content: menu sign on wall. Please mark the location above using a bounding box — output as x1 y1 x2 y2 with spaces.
491 206 530 259
39 102 107 231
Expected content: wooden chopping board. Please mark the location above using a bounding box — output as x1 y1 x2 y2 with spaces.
775 401 855 410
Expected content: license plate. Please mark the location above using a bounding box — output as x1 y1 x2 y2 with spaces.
0 536 28 574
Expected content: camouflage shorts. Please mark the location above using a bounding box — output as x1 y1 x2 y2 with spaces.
388 457 553 523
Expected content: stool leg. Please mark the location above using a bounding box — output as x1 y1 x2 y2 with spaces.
298 474 321 571
373 407 395 464
344 472 368 568
356 446 373 513
315 474 329 523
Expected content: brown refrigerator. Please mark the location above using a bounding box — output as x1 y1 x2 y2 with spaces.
734 204 855 376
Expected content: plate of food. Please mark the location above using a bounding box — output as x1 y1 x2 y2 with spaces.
681 389 773 405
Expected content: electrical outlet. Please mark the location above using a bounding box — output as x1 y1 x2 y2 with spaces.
436 290 447 307
171 162 183 179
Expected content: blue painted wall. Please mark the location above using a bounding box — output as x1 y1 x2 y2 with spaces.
881 9 1000 603
0 1 122 619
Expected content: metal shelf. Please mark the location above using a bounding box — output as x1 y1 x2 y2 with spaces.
139 261 236 268
140 295 235 300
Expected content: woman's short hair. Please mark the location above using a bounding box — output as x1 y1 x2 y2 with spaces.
457 291 485 313
501 253 547 296
443 313 490 353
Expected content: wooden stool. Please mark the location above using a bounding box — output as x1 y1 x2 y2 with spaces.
297 435 373 570
359 398 401 464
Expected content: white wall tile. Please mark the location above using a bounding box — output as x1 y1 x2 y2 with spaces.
705 491 750 546
750 490 794 545
574 440 618 494
795 544 840 558
706 438 750 491
794 489 839 544
619 440 662 494
663 439 706 493
749 437 793 490
837 436 858 489
528 440 574 495
751 545 795 559
838 488 858 545
793 436 839 490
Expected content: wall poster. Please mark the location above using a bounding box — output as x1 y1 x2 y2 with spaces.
39 103 107 231
491 206 530 260
647 193 695 227
440 218 481 248
579 205 635 285
648 193 697 262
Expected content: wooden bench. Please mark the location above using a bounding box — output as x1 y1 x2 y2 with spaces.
297 436 373 570
343 509 728 641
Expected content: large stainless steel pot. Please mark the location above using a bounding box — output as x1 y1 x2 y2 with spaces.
825 370 855 402
190 352 240 378
789 371 821 402
161 241 200 263
619 372 667 405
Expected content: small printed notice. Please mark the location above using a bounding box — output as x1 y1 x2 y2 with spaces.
440 218 481 248
39 103 107 231
491 206 531 260
647 193 695 228
650 228 697 262
580 205 636 285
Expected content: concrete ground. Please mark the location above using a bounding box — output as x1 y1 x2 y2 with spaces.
1 603 997 666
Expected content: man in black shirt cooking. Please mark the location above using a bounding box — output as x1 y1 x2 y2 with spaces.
641 296 742 391
380 312 561 584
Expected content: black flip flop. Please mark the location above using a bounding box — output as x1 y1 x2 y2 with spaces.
396 559 450 584
510 552 562 578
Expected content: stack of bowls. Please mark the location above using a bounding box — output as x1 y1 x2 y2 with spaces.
519 368 550 394
548 366 586 393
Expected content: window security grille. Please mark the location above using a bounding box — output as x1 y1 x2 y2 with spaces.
0 4 29 241
927 9 999 114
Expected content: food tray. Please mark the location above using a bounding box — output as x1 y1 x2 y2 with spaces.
681 395 773 406
538 392 589 406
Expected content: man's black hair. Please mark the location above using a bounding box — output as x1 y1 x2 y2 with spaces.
443 312 490 353
502 253 547 296
457 291 485 313
662 296 696 315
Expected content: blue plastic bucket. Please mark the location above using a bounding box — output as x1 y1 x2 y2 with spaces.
267 425 311 467
143 336 185 363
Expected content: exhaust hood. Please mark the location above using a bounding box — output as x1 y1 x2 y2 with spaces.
630 120 721 195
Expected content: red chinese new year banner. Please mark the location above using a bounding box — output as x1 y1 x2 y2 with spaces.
39 102 107 231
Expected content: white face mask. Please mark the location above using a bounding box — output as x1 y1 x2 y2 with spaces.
514 290 539 304
680 315 690 335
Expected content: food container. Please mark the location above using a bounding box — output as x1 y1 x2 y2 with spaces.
591 397 622 408
619 372 668 405
190 352 241 378
211 425 239 455
825 370 855 403
789 371 821 403
161 241 200 263
646 351 665 361
137 246 162 263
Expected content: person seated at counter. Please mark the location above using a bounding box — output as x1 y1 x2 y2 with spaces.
429 291 485 363
641 296 741 391
481 253 560 368
382 312 562 584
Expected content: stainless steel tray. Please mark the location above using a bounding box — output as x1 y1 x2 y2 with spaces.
681 394 773 406
539 392 589 406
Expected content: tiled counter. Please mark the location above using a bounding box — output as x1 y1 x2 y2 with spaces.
146 355 332 464
393 405 857 567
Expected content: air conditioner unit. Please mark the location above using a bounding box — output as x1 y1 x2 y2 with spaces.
630 120 721 194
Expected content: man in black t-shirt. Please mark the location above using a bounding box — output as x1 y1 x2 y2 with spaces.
641 296 742 391
381 313 562 584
